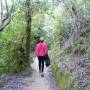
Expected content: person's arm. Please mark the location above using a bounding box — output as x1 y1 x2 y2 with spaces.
34 44 38 57
45 43 48 55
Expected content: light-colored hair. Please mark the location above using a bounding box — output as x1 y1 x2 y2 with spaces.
40 37 44 41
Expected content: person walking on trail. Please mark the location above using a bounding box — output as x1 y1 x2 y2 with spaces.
34 37 48 77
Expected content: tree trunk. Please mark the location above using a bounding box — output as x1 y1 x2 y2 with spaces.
25 0 31 67
0 0 3 26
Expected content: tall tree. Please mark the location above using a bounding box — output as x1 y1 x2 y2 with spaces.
25 0 32 66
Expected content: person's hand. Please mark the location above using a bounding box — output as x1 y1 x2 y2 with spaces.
34 53 37 58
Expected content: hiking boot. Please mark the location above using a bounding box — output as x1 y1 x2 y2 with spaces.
41 72 44 77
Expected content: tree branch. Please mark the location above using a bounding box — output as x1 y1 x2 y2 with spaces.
0 2 14 31
5 0 9 13
0 18 11 31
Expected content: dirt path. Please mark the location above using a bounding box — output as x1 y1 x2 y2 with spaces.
1 58 58 90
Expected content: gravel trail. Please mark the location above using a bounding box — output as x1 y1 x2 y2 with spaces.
1 58 58 90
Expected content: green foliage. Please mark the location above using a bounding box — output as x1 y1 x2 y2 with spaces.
0 1 90 90
31 28 46 51
50 0 90 90
52 60 75 90
32 0 50 12
39 0 50 12
55 17 66 38
31 1 90 89
0 3 27 76
64 46 73 54
73 44 86 54
87 47 90 66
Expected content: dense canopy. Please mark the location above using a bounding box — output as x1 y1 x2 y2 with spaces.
0 0 90 90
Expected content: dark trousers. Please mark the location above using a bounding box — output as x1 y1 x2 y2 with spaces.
38 56 45 72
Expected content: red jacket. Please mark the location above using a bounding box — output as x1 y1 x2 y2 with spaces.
35 42 48 56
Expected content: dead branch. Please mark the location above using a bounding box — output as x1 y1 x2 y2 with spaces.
0 3 14 31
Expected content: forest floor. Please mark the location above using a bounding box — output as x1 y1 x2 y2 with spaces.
0 58 58 90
